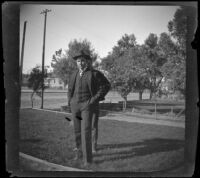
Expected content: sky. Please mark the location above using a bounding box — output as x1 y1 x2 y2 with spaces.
20 4 179 73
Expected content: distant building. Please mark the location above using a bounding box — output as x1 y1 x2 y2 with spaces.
21 74 29 87
45 77 66 89
161 78 174 93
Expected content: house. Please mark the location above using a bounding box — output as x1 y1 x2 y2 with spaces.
161 78 174 93
45 77 66 89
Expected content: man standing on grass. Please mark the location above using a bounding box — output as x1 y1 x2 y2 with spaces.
68 49 110 166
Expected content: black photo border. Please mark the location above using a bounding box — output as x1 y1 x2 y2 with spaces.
2 1 199 177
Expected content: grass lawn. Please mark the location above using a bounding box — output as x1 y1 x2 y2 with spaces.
19 109 185 172
20 91 150 109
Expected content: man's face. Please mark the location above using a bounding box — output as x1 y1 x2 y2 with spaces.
76 57 89 70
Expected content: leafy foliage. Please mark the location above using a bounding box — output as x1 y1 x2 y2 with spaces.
27 65 48 108
167 7 188 95
28 65 48 91
51 39 98 86
168 6 187 52
51 49 76 86
127 46 151 99
49 7 187 101
142 33 165 99
101 34 138 109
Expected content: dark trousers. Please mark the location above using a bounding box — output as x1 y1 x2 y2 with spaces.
70 99 98 163
92 104 99 151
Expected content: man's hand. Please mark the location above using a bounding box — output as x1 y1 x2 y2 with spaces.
65 116 74 126
65 116 71 121
69 121 74 127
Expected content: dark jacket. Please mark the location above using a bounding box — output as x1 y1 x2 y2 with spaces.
68 69 110 106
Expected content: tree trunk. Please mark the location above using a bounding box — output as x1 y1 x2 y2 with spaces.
40 97 43 109
31 99 33 108
123 96 127 111
149 89 157 100
139 91 143 100
31 92 34 108
149 90 153 100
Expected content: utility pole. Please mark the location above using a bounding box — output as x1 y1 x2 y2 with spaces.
20 21 27 87
20 21 27 109
40 9 51 109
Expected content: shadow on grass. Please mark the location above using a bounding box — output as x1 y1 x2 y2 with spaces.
94 138 184 164
99 110 109 117
20 138 43 144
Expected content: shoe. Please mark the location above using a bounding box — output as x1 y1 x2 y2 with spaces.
83 161 92 167
92 149 97 154
92 145 97 153
73 147 78 152
73 149 83 161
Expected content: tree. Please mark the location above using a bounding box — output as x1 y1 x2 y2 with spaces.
27 65 48 108
127 45 151 100
158 32 183 96
117 33 137 51
158 32 177 56
143 33 165 99
51 48 75 87
167 6 189 96
168 6 187 53
113 55 135 110
51 39 98 86
92 60 101 70
101 34 137 110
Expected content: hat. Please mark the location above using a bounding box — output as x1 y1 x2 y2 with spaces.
73 49 92 60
